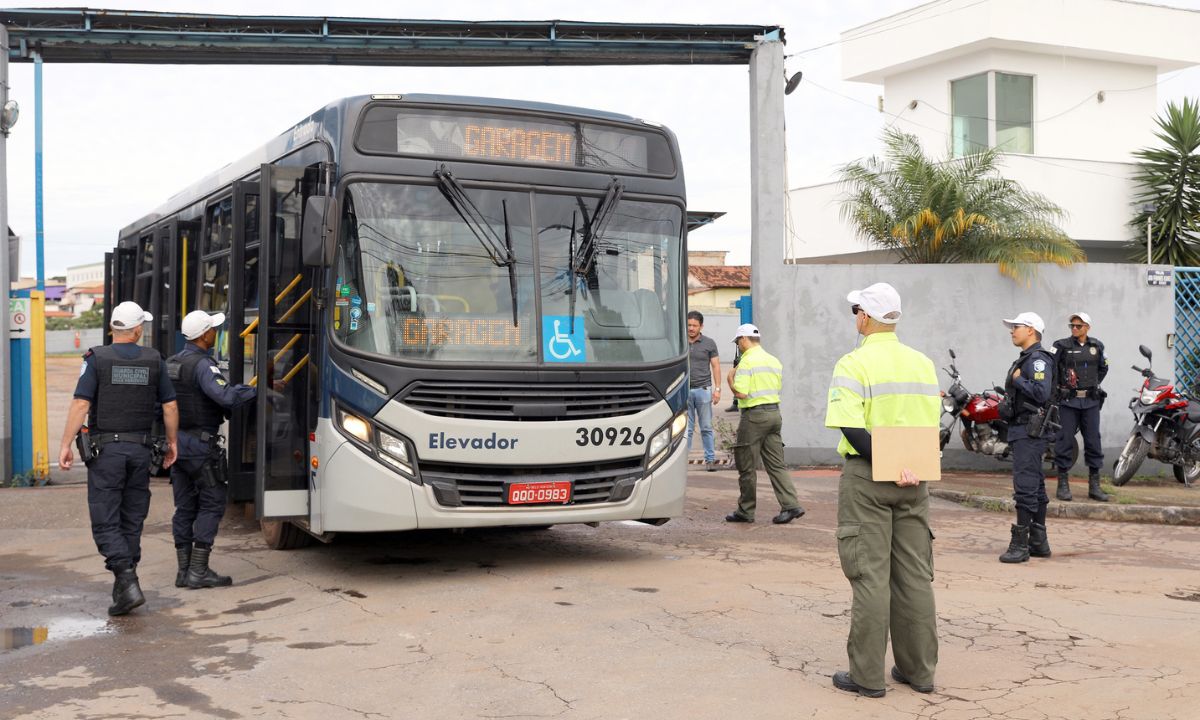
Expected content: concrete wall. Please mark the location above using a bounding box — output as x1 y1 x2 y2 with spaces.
752 262 1176 471
46 328 102 355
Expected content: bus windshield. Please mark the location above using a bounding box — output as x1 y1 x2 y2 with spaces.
334 182 684 364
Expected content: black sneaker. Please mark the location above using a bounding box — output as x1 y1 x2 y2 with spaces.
891 666 934 693
724 512 753 523
832 671 884 698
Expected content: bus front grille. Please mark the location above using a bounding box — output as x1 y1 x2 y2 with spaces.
400 381 659 421
420 457 644 507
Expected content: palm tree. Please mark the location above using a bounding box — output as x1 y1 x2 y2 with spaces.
1129 98 1200 266
839 129 1083 281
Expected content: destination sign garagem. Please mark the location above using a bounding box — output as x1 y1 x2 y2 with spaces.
356 105 675 175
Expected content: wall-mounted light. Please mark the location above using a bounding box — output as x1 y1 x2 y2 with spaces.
1 100 19 135
784 71 803 95
1097 90 1106 103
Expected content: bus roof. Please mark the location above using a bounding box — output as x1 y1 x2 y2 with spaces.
117 93 662 239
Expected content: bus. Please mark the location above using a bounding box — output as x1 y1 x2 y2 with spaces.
105 94 690 548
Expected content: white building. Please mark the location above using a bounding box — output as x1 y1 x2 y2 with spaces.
789 0 1200 262
66 261 105 289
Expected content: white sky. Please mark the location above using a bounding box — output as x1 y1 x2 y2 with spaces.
7 0 1200 277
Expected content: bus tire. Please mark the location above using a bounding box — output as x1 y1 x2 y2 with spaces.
261 519 313 550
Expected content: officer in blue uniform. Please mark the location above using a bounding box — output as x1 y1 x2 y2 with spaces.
168 310 257 589
1052 312 1109 502
58 301 179 616
998 312 1055 564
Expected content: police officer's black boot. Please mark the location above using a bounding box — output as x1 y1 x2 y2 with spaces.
108 565 146 616
998 524 1030 563
1029 523 1051 558
185 545 233 589
1055 473 1072 501
1087 470 1110 502
175 544 192 588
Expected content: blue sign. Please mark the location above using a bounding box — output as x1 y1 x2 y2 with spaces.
542 315 585 362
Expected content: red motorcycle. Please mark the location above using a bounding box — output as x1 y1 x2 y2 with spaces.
939 349 1077 468
1111 344 1200 486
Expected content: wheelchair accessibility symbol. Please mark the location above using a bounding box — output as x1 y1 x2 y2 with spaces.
542 315 585 362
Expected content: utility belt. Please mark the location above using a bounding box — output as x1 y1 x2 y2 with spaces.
181 427 228 489
740 402 780 413
75 427 162 468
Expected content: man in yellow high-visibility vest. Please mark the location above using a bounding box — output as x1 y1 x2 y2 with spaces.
824 283 940 698
723 323 804 524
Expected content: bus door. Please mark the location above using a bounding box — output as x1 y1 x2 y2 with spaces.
155 220 184 357
133 231 160 351
255 163 319 520
108 245 137 346
102 251 113 335
227 180 260 503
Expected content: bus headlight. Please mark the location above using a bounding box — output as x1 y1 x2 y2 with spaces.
648 427 671 459
377 429 415 477
671 412 688 439
646 411 687 473
338 408 372 444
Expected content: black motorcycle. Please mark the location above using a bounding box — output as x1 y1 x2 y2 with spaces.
1112 345 1200 486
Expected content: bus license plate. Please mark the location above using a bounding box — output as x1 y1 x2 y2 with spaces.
508 482 572 505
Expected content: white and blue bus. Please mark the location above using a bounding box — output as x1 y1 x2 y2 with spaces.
106 94 690 548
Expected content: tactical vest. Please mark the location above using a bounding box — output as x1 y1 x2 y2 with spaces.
87 344 161 433
167 350 226 432
1054 339 1101 388
1004 347 1054 424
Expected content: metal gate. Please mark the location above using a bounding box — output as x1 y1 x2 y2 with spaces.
1175 267 1200 392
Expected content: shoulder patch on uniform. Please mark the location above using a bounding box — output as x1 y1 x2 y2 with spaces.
79 360 88 377
215 377 227 387
1033 359 1046 372
209 365 221 374
1034 372 1045 380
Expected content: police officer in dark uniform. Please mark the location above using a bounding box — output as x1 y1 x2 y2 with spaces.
58 301 179 616
998 312 1055 564
169 310 257 589
1052 312 1110 503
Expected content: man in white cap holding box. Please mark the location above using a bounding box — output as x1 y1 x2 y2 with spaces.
825 282 941 698
58 300 179 616
1051 312 1109 502
166 310 257 589
998 312 1056 564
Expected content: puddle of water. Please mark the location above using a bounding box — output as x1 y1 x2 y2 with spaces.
2 617 115 651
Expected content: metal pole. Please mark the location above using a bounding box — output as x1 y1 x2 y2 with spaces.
0 26 12 484
34 50 42 291
1147 214 1152 265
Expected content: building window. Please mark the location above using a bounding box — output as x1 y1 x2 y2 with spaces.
951 71 1034 157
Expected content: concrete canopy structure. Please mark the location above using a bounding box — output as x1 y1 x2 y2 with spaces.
790 0 1200 263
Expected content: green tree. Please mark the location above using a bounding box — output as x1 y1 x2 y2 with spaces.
839 129 1083 281
1129 98 1200 266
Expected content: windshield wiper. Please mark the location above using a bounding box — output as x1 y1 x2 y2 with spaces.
573 177 623 280
434 165 520 326
567 178 623 332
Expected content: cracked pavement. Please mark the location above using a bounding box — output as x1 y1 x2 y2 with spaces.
1 468 1198 719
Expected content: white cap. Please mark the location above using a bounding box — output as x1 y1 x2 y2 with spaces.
181 310 227 340
732 323 761 341
1003 312 1045 334
1069 312 1092 326
110 301 153 330
846 282 902 324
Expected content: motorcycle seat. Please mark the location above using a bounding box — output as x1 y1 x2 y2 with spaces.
1188 400 1200 424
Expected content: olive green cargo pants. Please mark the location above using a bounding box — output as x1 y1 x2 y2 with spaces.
836 456 938 691
733 405 800 520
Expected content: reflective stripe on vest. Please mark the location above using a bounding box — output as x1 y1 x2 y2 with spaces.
734 345 783 408
824 333 940 457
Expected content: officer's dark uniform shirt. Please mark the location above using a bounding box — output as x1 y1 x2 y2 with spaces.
1052 336 1108 410
1005 341 1054 442
174 342 256 459
73 342 176 408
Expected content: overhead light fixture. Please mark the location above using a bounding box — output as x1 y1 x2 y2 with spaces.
784 71 803 95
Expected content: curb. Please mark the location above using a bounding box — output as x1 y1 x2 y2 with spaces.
929 488 1200 526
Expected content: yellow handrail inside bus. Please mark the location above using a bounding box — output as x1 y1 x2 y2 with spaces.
273 333 302 364
240 316 259 338
274 273 303 305
282 354 310 385
278 288 312 324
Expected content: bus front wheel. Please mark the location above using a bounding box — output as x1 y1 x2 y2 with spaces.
261 519 313 550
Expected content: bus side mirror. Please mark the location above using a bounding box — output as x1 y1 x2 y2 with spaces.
301 196 332 267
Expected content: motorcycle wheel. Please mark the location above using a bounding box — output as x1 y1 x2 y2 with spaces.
1112 432 1150 486
1043 435 1078 471
1172 462 1200 486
